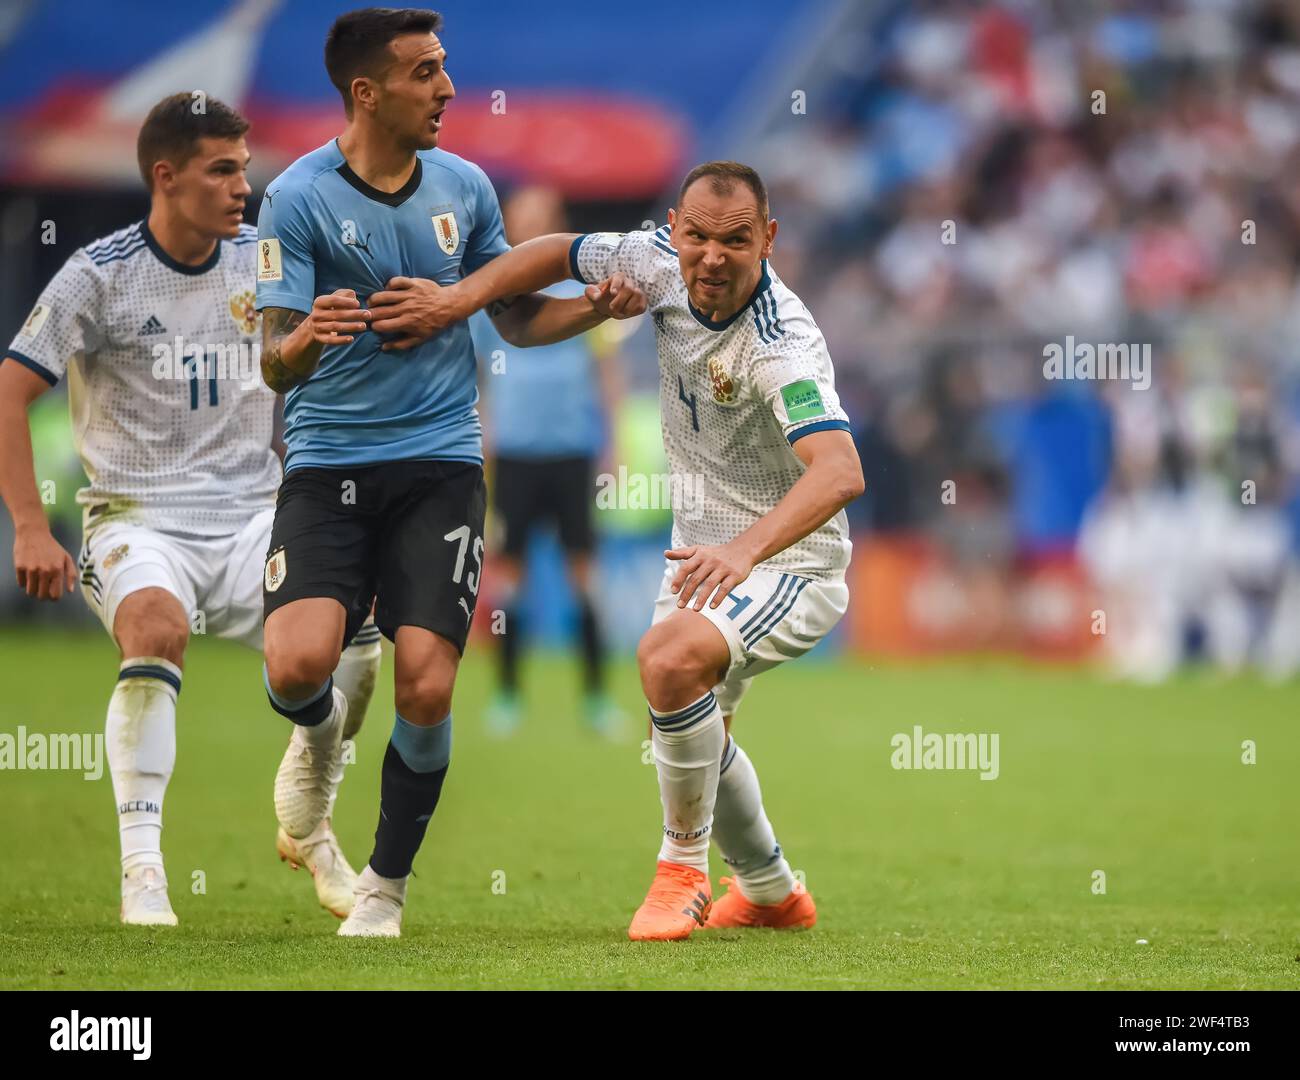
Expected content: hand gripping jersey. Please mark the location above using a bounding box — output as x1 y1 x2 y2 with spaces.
569 227 852 580
254 140 509 471
6 221 281 536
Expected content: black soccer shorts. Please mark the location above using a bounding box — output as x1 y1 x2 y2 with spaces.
492 455 595 558
262 459 487 652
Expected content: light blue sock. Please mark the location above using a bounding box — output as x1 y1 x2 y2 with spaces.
389 711 452 773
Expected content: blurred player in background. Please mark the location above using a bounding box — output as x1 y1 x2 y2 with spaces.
471 185 625 739
0 94 381 926
255 8 644 937
390 161 865 940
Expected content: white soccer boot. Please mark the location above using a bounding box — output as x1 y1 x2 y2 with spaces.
338 865 406 938
274 688 347 839
277 818 358 918
120 864 178 927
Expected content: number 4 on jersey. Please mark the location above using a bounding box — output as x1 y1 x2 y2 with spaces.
677 373 698 433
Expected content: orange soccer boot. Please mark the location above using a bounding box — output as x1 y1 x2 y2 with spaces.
706 876 817 930
627 861 712 941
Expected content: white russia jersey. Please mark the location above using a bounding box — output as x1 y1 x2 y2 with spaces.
572 226 852 580
6 221 281 536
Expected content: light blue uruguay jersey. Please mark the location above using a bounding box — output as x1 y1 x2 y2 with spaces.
254 139 508 471
469 279 603 459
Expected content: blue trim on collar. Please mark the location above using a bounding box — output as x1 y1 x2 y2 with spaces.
140 219 221 276
688 260 771 332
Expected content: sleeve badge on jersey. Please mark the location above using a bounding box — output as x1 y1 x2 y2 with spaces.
431 211 460 255
709 354 740 406
229 290 258 335
18 302 51 340
780 379 826 422
257 238 283 282
264 547 287 592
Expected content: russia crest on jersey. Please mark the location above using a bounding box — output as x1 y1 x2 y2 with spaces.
709 354 739 406
229 289 258 335
432 211 459 255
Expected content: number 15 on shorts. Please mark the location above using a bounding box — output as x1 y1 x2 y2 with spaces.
444 525 483 626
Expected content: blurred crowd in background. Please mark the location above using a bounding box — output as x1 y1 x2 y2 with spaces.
733 0 1300 677
4 0 1300 680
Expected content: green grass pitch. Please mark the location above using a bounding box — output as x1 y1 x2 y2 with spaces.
0 626 1296 989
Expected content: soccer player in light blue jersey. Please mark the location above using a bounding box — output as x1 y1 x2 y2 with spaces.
472 186 625 739
254 8 645 937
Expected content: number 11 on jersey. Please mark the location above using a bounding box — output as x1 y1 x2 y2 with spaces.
187 352 219 410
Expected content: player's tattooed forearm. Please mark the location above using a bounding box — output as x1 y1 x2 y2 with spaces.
261 341 305 394
261 307 311 393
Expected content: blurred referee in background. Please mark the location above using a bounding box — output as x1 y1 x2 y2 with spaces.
472 186 625 738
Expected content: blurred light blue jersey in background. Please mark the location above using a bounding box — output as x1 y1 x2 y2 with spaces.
471 279 604 460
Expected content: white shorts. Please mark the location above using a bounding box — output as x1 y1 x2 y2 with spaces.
651 564 849 716
77 509 275 649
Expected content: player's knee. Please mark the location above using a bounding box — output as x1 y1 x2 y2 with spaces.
637 631 712 700
123 622 188 665
114 591 189 664
263 643 335 701
393 674 452 727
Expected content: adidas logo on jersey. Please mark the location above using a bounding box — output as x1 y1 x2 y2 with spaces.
138 315 167 336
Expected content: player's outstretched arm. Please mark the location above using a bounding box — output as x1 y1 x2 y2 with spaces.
486 273 646 348
453 233 580 322
260 290 371 393
368 233 594 346
0 359 76 600
368 269 644 350
667 429 864 610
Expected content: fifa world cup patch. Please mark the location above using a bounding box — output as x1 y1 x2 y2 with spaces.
780 379 826 422
257 238 283 282
431 211 460 255
18 302 51 340
264 547 287 593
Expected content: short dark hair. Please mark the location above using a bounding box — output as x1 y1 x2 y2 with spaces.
677 161 769 220
137 92 249 189
325 7 444 115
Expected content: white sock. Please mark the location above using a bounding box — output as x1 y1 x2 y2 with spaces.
713 736 796 904
298 688 345 750
326 632 378 820
650 691 725 874
358 863 407 903
106 657 180 874
336 621 382 741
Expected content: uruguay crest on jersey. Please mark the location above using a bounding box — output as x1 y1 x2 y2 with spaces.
264 547 287 592
431 210 459 255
